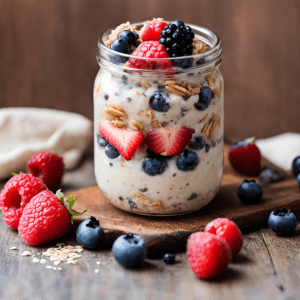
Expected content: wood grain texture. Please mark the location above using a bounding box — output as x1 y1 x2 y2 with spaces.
1 0 300 140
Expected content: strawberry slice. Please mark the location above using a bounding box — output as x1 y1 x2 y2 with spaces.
98 121 144 161
146 127 195 156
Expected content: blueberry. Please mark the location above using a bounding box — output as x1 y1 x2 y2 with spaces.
237 179 263 204
105 144 120 159
176 150 199 171
188 136 205 150
259 167 285 183
297 173 300 188
172 20 185 28
142 156 168 176
112 233 147 268
173 57 194 69
292 156 300 176
230 141 247 150
76 217 105 249
196 58 206 66
163 253 176 264
149 91 170 112
110 38 130 64
194 86 213 111
268 208 297 236
118 30 138 45
97 135 109 148
187 193 198 200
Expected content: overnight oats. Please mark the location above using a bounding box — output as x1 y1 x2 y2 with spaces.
94 18 224 215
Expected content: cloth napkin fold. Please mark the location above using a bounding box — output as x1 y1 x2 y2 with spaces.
0 107 93 180
246 133 300 171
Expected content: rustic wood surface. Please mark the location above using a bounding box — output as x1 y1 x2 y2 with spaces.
1 148 300 299
66 145 300 255
1 0 300 140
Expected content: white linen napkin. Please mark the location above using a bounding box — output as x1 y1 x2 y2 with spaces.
0 107 93 180
245 133 300 171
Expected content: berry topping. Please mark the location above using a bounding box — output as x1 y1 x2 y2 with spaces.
0 174 47 229
176 150 199 171
26 152 65 191
118 30 138 45
97 134 109 148
76 216 105 249
149 91 170 112
194 86 213 111
230 141 247 150
237 179 263 205
204 218 243 257
141 155 168 176
186 232 232 279
228 136 261 175
163 253 176 264
146 126 195 156
18 190 86 246
140 21 169 42
112 233 147 268
127 41 173 70
292 156 300 176
159 23 194 57
98 121 144 161
105 143 120 159
259 167 285 183
188 136 206 150
172 20 185 28
268 208 297 236
110 38 131 54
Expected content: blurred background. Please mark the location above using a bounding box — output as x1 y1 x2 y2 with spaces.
1 0 300 141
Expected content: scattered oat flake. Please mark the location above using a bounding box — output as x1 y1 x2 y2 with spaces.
46 266 53 269
21 251 31 256
40 259 47 264
32 258 40 263
56 243 64 247
9 246 17 250
95 269 100 273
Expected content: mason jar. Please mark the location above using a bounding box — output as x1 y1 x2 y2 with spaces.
94 22 223 216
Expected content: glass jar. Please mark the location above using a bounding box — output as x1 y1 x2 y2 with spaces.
94 22 223 216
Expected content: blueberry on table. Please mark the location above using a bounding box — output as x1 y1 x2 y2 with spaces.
149 91 170 112
229 141 247 150
105 144 120 159
76 216 105 249
163 253 176 264
142 155 168 176
268 208 297 236
292 156 300 176
176 150 200 171
189 136 206 150
118 30 138 45
237 179 263 204
112 233 147 268
259 167 285 183
194 86 213 111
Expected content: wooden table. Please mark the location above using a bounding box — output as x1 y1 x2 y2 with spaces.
1 150 300 300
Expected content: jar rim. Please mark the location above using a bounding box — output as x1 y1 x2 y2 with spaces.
97 21 222 73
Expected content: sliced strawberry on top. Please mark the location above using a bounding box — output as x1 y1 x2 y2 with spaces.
99 121 144 161
141 21 169 42
146 127 195 156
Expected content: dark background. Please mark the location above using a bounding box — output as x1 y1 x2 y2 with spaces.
1 0 300 141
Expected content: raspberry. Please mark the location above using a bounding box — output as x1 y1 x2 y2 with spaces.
127 41 173 70
18 190 86 245
0 174 47 229
141 21 169 42
204 218 243 257
186 232 232 279
27 152 64 191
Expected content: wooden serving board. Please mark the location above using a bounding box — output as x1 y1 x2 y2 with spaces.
67 145 300 255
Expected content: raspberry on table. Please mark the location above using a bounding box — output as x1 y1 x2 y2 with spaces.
204 218 243 257
26 152 65 191
127 41 173 70
186 232 232 279
18 190 86 246
0 174 47 229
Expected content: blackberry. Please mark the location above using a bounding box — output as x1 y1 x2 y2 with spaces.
159 23 195 57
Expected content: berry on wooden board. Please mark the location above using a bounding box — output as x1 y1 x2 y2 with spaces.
268 208 297 236
237 179 263 205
